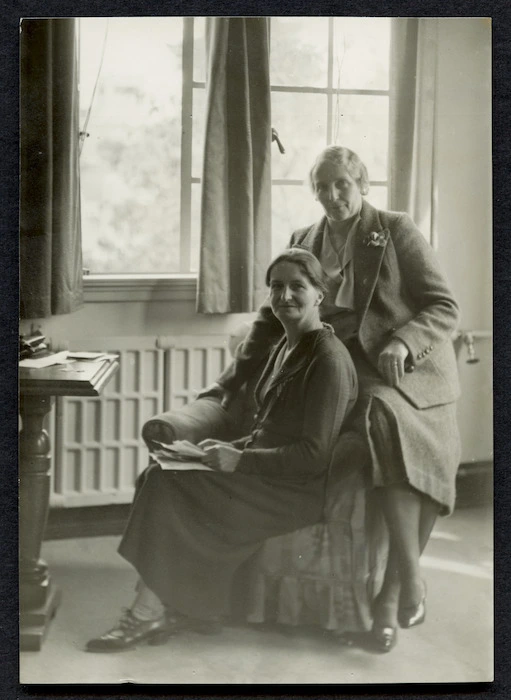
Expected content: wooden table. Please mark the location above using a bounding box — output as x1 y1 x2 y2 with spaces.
19 356 119 651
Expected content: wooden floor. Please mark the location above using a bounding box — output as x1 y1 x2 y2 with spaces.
20 505 493 686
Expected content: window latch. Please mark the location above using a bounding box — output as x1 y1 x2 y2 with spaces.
271 128 285 154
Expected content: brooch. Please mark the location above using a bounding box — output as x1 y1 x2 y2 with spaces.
363 231 387 248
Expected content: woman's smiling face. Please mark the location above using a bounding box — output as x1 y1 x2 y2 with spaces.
312 159 363 222
269 261 323 327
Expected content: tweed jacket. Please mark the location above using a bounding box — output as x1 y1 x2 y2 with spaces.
219 200 461 410
234 326 358 481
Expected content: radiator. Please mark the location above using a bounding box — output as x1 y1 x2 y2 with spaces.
51 335 229 507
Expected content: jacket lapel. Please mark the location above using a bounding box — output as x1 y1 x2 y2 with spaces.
289 202 390 328
290 217 326 260
354 200 390 323
255 339 309 408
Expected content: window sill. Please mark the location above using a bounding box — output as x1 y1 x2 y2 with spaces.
83 274 197 303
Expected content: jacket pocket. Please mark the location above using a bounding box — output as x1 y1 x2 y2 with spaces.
396 344 461 409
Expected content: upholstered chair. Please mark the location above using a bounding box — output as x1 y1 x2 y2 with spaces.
141 327 388 636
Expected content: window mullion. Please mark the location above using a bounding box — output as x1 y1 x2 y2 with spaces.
180 17 194 273
326 17 334 144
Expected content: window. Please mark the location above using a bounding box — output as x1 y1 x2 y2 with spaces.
79 17 390 275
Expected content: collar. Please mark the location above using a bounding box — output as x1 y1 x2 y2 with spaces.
254 325 334 407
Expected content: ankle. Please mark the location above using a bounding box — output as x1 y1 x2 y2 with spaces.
372 595 398 627
400 577 424 608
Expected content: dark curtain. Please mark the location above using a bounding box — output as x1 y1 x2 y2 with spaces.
20 18 83 319
197 18 272 313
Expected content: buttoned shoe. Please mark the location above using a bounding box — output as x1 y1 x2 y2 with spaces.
85 608 170 652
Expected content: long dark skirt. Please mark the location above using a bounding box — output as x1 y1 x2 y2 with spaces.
118 464 326 619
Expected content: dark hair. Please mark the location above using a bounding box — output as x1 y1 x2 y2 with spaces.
308 145 370 196
265 248 328 295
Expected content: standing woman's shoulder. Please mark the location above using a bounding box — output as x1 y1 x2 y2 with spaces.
378 207 427 242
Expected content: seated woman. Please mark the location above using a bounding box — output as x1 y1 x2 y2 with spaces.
86 248 358 652
206 145 461 653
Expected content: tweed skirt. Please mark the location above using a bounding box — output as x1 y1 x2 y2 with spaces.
349 346 461 515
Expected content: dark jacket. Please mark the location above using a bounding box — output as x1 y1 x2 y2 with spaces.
219 200 460 410
235 326 358 481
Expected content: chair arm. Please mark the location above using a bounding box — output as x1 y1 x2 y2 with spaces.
141 396 238 451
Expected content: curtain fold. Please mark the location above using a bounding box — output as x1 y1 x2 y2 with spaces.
388 18 439 247
20 18 83 319
197 18 272 313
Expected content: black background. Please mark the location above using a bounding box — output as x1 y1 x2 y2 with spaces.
2 2 508 698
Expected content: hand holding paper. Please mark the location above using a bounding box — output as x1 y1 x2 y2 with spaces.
202 444 242 473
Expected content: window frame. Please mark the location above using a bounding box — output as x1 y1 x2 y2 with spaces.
82 16 390 299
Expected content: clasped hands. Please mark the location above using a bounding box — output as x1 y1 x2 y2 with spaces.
198 439 242 472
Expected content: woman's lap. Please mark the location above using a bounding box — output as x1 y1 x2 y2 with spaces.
348 350 460 514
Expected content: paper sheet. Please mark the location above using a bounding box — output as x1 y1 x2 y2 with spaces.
150 452 213 471
19 351 71 369
67 352 119 361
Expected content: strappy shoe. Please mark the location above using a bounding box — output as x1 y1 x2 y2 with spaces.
85 608 170 653
370 594 398 653
370 623 398 653
398 580 427 629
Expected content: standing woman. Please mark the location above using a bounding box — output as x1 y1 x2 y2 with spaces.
86 249 358 652
209 146 461 652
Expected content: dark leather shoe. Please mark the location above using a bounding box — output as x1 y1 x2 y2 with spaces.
86 609 169 653
370 624 398 653
398 582 427 629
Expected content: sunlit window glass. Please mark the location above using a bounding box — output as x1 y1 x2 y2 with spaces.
79 17 184 274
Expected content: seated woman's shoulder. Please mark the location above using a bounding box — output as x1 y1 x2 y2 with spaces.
314 330 354 366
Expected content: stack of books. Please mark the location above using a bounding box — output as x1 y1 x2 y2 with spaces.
19 333 48 360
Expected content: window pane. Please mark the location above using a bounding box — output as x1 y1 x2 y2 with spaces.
330 94 389 181
79 17 183 273
270 18 328 88
192 87 206 179
271 93 328 180
333 18 390 90
365 186 388 211
271 185 324 257
193 17 206 83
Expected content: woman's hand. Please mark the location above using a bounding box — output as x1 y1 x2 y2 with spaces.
197 438 231 450
377 339 410 387
202 444 242 472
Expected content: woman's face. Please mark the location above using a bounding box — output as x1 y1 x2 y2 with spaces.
269 261 323 327
312 159 363 222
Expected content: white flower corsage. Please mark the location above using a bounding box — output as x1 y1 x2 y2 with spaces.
363 231 387 248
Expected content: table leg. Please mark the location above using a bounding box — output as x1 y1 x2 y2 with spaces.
19 395 61 651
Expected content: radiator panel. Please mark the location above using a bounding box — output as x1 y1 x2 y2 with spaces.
51 335 229 507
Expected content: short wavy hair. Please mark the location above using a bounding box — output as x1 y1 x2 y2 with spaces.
265 248 328 296
308 145 370 196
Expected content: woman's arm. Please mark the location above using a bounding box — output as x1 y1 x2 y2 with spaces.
236 347 357 480
384 213 460 365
